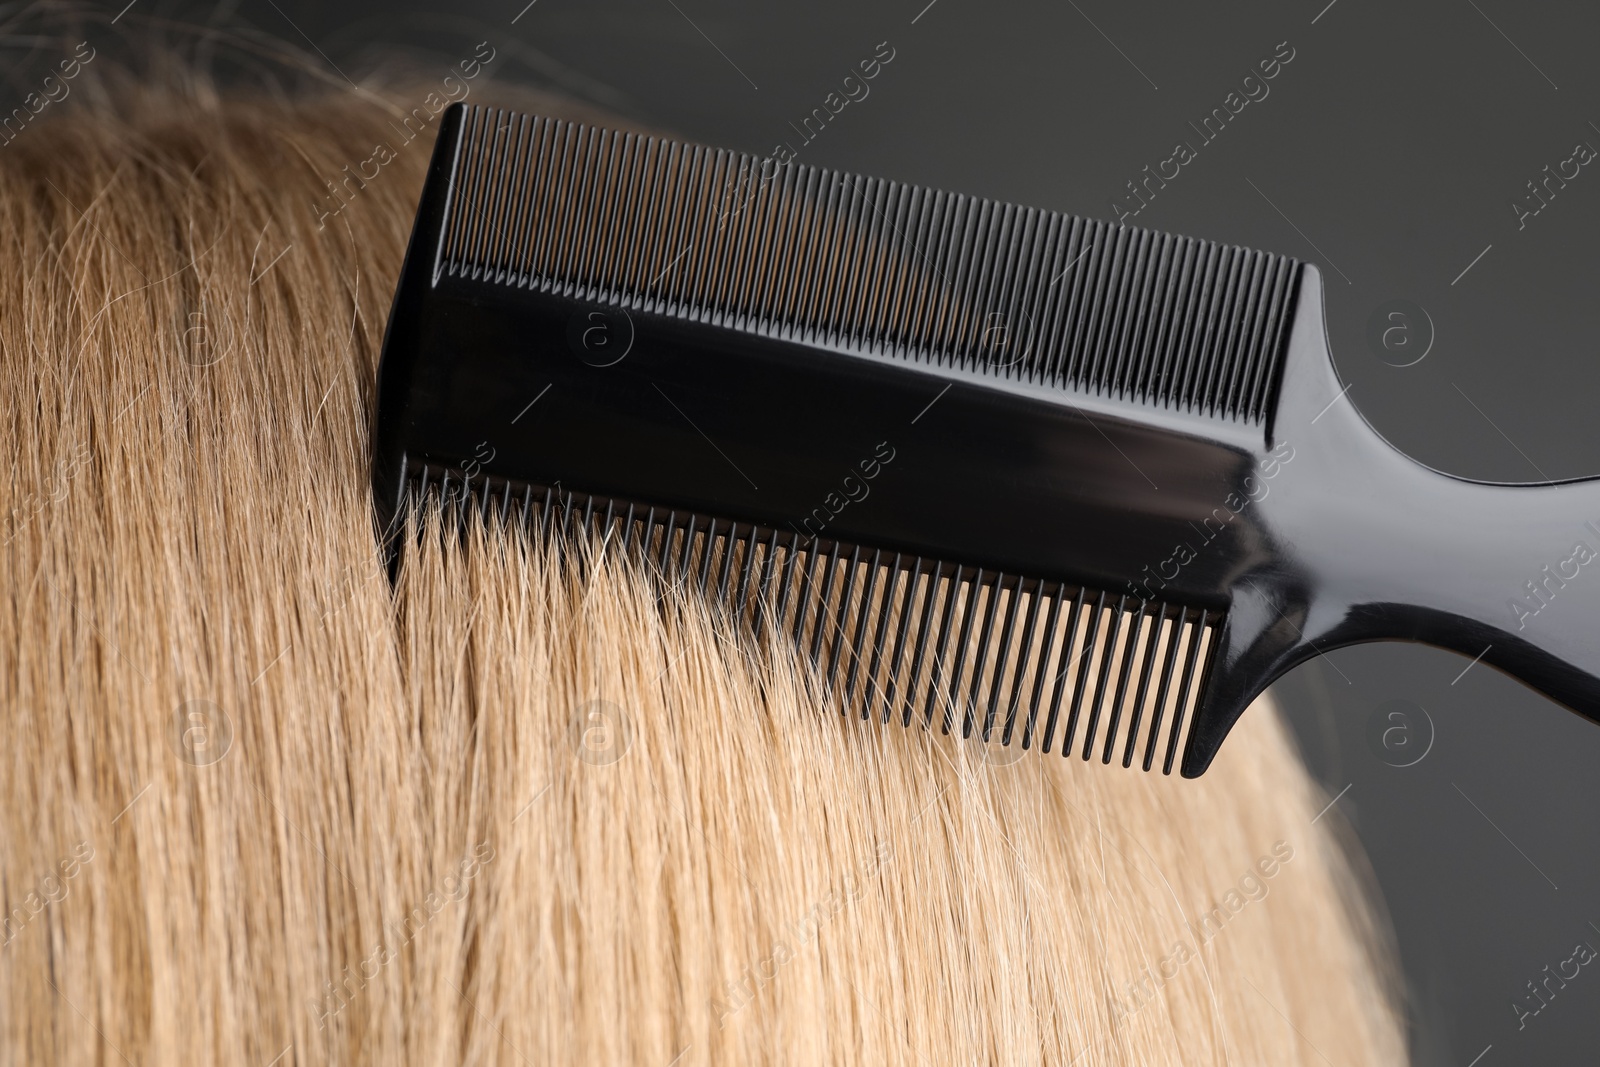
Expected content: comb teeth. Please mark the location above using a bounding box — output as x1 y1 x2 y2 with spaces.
412 467 1220 773
436 106 1301 424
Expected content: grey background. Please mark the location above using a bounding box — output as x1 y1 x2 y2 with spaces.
14 0 1600 1062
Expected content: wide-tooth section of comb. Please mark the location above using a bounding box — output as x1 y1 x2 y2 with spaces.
436 107 1300 425
409 466 1221 774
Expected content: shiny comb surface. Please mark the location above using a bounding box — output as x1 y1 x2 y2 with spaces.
376 104 1600 777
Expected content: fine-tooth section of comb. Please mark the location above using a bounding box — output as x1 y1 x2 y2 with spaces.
436 107 1300 425
412 466 1221 773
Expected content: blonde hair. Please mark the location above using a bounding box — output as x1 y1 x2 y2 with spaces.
0 74 1406 1064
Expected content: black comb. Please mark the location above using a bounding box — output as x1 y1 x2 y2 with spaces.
374 104 1600 777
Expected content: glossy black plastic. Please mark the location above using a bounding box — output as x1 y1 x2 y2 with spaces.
374 105 1600 776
